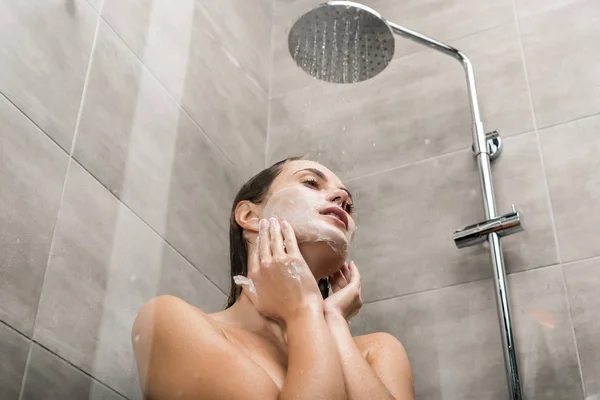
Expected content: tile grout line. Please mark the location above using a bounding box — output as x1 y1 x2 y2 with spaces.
265 0 277 168
71 157 229 299
70 0 104 156
16 341 33 400
345 145 471 183
562 253 600 267
98 15 240 173
363 262 562 306
28 0 104 357
559 265 587 397
512 0 586 395
512 1 563 267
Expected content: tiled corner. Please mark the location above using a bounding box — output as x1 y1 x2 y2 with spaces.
271 0 515 96
0 95 69 336
0 0 97 151
507 266 583 399
73 21 239 290
519 0 600 129
539 115 600 263
101 0 267 174
347 132 556 303
268 23 533 179
21 344 124 400
0 324 30 400
33 163 227 399
351 266 583 399
563 257 600 398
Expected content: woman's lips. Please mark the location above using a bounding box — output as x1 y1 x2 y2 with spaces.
319 206 349 230
322 213 347 229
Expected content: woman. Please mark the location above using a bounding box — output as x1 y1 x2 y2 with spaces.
132 157 414 400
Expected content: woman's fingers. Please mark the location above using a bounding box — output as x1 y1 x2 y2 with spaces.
280 220 299 255
341 262 352 282
269 218 286 258
258 219 271 262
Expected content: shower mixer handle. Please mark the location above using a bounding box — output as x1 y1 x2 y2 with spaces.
453 207 524 248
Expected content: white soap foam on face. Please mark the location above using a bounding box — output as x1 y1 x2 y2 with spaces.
260 187 356 258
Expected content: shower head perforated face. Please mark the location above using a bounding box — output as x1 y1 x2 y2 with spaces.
288 1 395 84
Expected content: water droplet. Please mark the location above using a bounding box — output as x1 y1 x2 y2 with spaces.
372 142 376 147
134 334 141 344
130 274 137 282
483 241 490 249
424 138 431 145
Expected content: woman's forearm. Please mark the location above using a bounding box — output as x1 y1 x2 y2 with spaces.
325 312 395 400
278 303 346 400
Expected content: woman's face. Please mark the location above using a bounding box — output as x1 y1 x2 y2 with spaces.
260 160 357 260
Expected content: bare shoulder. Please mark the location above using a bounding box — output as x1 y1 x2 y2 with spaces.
131 295 279 400
353 331 408 359
354 332 414 399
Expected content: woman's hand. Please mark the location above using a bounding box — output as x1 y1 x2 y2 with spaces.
235 218 323 324
323 261 363 322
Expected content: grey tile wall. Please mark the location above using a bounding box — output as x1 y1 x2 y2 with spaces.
540 115 600 263
33 163 227 399
101 0 268 175
564 257 600 398
268 23 533 179
0 95 69 336
519 0 600 128
0 0 97 151
0 323 30 400
21 344 124 400
1 0 271 398
351 266 583 399
73 21 240 291
346 133 556 302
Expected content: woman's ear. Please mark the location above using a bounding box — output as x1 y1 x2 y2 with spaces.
235 201 260 232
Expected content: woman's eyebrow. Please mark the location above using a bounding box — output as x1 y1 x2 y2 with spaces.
293 168 353 202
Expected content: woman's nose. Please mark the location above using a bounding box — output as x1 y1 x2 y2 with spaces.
329 189 349 208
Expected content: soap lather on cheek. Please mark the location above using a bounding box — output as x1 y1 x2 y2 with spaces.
261 187 356 257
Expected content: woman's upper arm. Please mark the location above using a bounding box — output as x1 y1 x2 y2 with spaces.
132 295 280 400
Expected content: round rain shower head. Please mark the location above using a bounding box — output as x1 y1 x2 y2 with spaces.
288 1 395 84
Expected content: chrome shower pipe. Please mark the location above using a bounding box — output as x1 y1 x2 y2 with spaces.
387 21 523 399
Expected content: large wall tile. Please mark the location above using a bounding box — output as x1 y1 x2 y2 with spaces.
271 0 515 96
0 96 69 336
346 133 556 302
564 257 600 398
539 115 600 262
351 279 508 399
74 21 239 290
520 0 600 128
269 23 533 179
351 266 583 399
101 0 267 174
507 266 583 399
33 163 227 399
0 324 30 400
0 0 97 150
21 345 124 400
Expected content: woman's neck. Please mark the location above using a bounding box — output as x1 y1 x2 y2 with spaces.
221 292 288 347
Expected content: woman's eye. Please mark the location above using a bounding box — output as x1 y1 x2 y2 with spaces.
304 179 319 188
